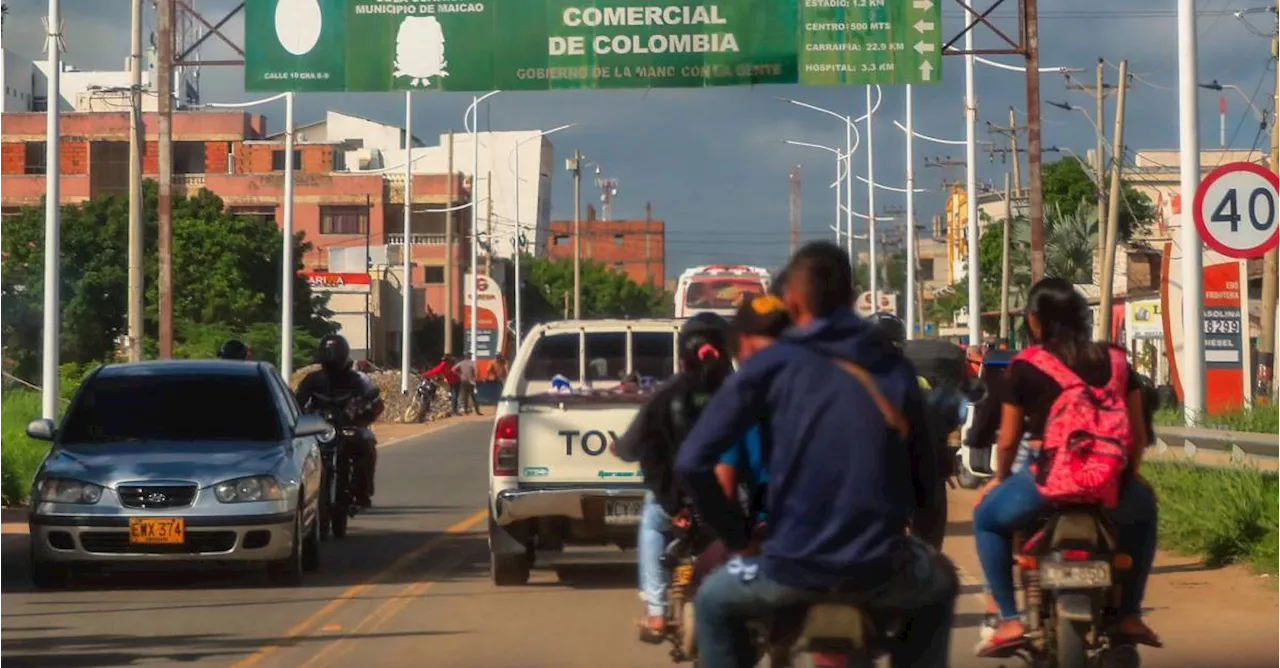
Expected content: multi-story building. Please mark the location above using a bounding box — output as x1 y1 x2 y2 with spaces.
544 204 666 286
0 108 472 363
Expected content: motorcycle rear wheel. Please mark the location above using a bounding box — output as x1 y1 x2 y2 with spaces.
1055 615 1090 668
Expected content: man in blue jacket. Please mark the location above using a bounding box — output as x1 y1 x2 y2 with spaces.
674 242 958 668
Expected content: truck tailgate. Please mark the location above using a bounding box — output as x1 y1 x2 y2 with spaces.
517 398 645 485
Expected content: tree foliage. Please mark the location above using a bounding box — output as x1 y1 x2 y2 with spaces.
518 256 669 324
1 182 330 377
1041 157 1156 240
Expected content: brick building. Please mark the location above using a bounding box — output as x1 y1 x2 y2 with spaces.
0 109 473 362
545 204 665 286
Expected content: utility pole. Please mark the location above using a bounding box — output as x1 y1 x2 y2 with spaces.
127 0 143 362
1254 0 1274 396
1065 59 1133 275
644 202 654 285
1000 172 1013 340
484 169 493 276
1023 0 1046 283
156 0 174 358
568 151 583 319
41 0 62 420
789 165 802 255
444 131 455 356
1098 60 1129 342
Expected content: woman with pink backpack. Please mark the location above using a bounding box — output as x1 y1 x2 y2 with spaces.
971 277 1161 657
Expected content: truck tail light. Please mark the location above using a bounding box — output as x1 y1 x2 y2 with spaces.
492 414 519 477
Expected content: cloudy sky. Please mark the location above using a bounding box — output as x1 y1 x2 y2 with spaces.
5 0 1276 276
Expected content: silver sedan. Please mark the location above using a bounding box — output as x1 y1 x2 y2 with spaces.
25 360 327 588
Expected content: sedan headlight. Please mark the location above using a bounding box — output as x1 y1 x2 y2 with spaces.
213 476 284 503
38 478 104 505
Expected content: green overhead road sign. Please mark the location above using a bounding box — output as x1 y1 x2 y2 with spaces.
246 0 943 92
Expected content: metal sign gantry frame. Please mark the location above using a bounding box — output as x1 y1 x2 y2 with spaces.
155 0 244 356
941 0 1048 282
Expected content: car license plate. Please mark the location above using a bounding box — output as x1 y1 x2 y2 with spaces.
128 517 186 544
1040 561 1111 589
604 499 643 525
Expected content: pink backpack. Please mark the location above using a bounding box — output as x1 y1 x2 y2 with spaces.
1017 345 1131 507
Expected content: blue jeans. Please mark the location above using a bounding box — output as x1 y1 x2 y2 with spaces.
973 470 1158 620
638 490 671 617
448 383 459 415
695 537 959 668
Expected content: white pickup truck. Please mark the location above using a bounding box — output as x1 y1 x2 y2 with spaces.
486 318 683 586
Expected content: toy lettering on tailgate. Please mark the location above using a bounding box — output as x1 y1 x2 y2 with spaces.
558 429 619 456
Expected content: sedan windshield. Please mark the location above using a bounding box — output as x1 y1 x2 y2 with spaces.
60 373 284 444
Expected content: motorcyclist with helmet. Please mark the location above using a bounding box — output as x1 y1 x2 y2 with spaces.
217 338 252 361
613 312 737 642
295 334 385 509
674 242 957 668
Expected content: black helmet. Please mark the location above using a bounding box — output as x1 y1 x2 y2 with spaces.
217 338 251 360
316 333 351 371
868 311 906 348
679 313 731 369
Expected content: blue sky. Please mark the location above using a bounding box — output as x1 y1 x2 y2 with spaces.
5 0 1276 277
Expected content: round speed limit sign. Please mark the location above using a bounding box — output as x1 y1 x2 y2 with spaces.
1193 161 1280 259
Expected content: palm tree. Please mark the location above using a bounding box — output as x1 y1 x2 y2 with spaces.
1014 202 1098 284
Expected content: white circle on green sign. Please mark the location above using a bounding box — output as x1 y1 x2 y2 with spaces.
275 0 323 56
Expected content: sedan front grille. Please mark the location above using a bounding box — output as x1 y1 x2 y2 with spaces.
117 484 198 509
79 531 236 554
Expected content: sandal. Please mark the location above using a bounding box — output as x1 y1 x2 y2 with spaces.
975 633 1029 658
636 619 666 644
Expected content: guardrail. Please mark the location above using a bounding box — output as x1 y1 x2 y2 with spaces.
1151 426 1278 465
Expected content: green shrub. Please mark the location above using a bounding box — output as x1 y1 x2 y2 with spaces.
1 390 52 506
1143 461 1279 573
1153 403 1278 434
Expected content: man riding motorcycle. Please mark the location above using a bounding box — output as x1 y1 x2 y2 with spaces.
613 312 736 642
675 242 958 668
217 338 252 360
295 334 385 509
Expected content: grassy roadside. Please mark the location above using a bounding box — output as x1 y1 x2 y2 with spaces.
1143 460 1279 574
1153 402 1279 434
1 391 51 506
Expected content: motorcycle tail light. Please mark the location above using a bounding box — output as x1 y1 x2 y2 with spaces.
492 414 519 477
1015 555 1038 570
810 652 849 667
1059 549 1092 561
1113 553 1133 570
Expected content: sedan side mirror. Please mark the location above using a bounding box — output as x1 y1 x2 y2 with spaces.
26 418 56 442
294 414 331 439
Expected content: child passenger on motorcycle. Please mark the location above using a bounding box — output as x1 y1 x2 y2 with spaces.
691 293 791 588
972 277 1161 656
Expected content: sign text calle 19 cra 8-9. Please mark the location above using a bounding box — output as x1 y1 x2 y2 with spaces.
248 0 943 92
1193 161 1280 260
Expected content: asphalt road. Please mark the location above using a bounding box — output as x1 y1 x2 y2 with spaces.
2 421 1276 667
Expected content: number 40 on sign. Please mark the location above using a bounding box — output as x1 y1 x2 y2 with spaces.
1193 162 1280 259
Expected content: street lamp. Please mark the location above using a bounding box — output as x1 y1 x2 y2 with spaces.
508 123 575 353
464 90 501 362
207 92 296 379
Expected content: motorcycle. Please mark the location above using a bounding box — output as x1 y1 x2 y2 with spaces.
657 511 715 663
403 376 440 423
309 393 369 540
998 507 1142 668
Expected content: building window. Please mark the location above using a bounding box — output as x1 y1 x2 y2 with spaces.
423 266 445 284
553 234 569 246
271 149 301 171
174 142 207 174
919 258 935 281
613 233 625 247
613 261 624 272
24 142 46 175
331 150 347 172
229 205 277 223
319 205 368 235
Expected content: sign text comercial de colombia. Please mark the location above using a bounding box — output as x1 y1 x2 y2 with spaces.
248 0 943 91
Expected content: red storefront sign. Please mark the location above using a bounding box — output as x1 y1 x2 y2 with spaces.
301 272 371 288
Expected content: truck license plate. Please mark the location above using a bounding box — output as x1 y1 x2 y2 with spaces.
604 500 643 525
1040 561 1111 589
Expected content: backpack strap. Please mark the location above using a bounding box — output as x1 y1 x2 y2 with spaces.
1106 347 1131 395
829 358 911 440
1017 345 1084 390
